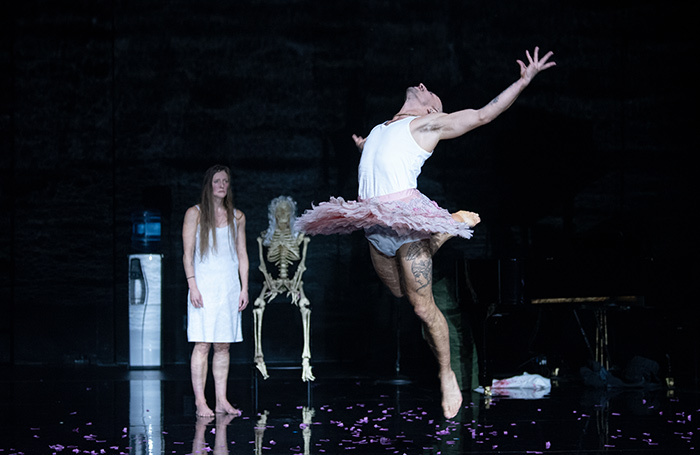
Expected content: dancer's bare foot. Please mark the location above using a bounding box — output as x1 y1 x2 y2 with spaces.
430 210 480 253
452 210 480 227
195 401 215 417
440 369 463 419
215 400 242 416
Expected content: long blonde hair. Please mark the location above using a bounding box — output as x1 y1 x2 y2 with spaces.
198 165 235 258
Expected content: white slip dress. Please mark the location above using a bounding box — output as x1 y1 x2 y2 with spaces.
187 209 243 343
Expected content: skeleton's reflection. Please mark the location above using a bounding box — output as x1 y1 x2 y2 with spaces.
189 413 237 455
254 407 315 455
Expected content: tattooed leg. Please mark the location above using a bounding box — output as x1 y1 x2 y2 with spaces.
397 240 462 419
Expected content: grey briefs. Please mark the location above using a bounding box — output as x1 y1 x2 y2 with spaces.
364 225 430 257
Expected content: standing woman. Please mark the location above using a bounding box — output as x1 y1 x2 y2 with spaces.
183 165 249 417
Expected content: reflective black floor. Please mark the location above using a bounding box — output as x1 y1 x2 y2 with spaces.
0 364 697 454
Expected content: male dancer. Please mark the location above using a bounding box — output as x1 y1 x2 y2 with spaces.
299 47 555 419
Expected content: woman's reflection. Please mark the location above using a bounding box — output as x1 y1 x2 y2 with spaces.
190 413 237 455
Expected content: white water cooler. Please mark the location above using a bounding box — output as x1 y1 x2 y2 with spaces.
128 253 162 368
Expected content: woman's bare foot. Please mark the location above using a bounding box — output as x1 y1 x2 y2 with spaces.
440 369 463 419
215 399 242 416
452 210 480 227
195 401 215 417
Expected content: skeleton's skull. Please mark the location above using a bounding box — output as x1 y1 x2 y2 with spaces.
274 200 292 230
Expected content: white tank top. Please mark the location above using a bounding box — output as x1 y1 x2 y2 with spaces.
358 116 432 200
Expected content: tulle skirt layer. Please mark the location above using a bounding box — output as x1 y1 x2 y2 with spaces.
296 189 473 239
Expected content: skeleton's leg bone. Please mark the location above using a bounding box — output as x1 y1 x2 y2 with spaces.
253 295 269 379
299 296 315 381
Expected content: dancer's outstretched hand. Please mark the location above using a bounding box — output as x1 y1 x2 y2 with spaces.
517 47 556 83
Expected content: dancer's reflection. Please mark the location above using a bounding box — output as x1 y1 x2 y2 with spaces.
190 413 237 455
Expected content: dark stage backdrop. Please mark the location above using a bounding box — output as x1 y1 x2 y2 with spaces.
1 0 697 382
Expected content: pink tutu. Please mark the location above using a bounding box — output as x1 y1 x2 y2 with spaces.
296 189 473 239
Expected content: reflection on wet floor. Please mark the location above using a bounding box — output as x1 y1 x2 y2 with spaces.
0 365 697 454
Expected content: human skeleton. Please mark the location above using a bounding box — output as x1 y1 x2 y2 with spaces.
253 196 314 381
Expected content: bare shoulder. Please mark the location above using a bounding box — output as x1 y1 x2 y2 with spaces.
409 113 450 151
409 112 445 131
183 206 200 236
413 109 483 145
184 205 200 221
235 209 246 222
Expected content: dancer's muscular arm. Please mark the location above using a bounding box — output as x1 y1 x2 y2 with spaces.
411 47 555 151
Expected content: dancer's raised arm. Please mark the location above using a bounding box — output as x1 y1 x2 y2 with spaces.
411 47 555 150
